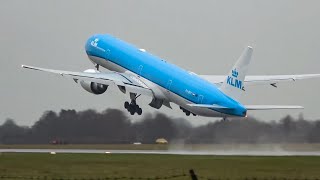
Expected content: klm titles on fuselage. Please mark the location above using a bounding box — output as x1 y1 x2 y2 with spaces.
227 69 244 91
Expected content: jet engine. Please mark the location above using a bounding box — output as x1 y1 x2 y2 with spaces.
79 69 108 95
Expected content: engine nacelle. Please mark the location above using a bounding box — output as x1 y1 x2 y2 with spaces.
79 69 108 95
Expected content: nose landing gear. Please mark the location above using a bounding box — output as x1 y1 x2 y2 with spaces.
124 93 142 115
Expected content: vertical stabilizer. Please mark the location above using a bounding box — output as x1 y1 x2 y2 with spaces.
219 46 253 100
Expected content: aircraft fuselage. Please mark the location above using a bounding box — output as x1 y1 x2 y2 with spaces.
85 34 247 117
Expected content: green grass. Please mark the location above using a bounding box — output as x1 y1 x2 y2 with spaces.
0 153 320 179
1 143 320 151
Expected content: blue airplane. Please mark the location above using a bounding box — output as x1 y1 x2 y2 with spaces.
22 34 320 118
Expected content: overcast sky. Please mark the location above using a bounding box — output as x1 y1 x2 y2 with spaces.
1 0 320 126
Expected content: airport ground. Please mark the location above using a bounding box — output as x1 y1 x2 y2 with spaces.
0 153 320 180
1 144 320 179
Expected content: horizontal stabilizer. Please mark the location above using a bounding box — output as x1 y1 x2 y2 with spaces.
245 105 304 110
187 104 303 111
187 104 232 109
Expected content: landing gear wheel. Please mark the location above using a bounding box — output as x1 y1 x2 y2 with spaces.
130 110 135 115
137 108 142 115
124 101 129 109
186 111 190 116
129 106 135 115
124 93 143 115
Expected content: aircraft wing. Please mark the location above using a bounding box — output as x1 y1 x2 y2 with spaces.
21 65 153 96
200 74 320 87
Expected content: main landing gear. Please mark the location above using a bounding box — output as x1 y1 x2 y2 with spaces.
124 93 142 115
95 64 99 71
180 106 196 116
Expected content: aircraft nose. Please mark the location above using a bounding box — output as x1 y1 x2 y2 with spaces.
85 35 95 52
85 34 102 55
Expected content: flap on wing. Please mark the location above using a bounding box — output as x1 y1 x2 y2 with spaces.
245 105 304 110
244 74 320 86
22 65 121 85
21 65 153 96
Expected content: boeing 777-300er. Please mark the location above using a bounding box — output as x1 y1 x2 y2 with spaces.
22 34 320 118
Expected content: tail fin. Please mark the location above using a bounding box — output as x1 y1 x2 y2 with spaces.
220 46 253 100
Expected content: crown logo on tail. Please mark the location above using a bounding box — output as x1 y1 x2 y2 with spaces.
232 69 239 78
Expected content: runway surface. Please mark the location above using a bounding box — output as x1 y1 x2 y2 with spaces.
1 149 320 156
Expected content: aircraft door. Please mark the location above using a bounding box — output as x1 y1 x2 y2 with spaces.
138 65 143 76
105 49 111 60
166 80 172 92
165 79 173 100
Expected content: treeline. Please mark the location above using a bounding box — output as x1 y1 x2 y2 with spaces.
1 109 320 144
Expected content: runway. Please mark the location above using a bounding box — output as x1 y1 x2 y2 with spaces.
1 149 320 156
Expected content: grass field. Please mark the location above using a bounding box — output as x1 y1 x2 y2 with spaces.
1 143 320 151
0 153 320 180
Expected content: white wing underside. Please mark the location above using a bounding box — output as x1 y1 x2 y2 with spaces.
200 74 320 86
21 65 153 97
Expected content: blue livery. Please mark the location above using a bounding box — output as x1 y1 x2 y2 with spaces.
85 34 247 117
